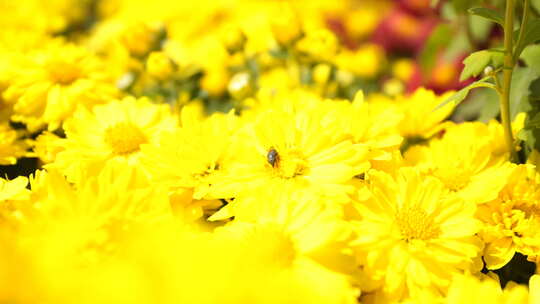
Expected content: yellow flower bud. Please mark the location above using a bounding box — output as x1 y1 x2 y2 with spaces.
270 5 302 45
220 25 245 53
336 44 384 79
295 29 339 62
345 10 379 39
146 51 174 80
201 68 229 97
392 59 416 82
313 64 332 85
120 22 157 57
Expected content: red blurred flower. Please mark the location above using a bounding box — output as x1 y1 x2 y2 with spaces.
397 0 435 16
372 9 437 54
425 54 471 94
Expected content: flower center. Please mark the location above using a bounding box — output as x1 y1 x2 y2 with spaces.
491 201 540 240
434 168 470 192
395 205 440 241
47 61 81 85
267 148 307 179
104 122 147 155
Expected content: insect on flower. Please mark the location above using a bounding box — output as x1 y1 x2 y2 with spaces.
267 147 280 168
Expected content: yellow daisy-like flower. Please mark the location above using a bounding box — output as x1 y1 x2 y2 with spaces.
31 131 64 165
404 121 513 204
393 88 455 139
141 108 239 221
212 92 369 204
0 123 28 165
446 273 536 304
2 41 119 131
20 164 173 268
352 168 482 301
0 176 30 225
0 163 175 303
214 189 358 304
0 0 89 34
336 91 403 171
478 164 540 269
49 96 178 183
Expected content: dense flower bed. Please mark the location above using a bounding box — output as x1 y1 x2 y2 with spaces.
1 1 540 303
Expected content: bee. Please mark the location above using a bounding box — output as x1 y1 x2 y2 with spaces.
355 173 365 180
267 147 280 168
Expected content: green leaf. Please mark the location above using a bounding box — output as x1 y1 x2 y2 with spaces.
469 14 494 42
460 50 492 81
514 19 540 60
510 67 540 118
521 44 540 75
460 49 506 81
533 0 540 13
452 87 499 122
453 0 481 13
478 88 501 122
517 77 540 159
468 7 504 26
436 77 495 110
489 49 505 68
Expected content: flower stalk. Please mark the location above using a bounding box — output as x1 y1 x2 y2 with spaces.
500 0 518 162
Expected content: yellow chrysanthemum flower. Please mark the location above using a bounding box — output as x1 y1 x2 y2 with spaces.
446 274 537 304
31 131 64 164
20 165 173 267
0 176 30 225
0 0 90 34
0 123 28 165
49 96 178 183
404 121 513 204
352 168 482 301
478 164 540 269
213 189 358 303
2 41 119 131
212 92 369 203
141 108 239 221
336 91 403 171
394 88 455 139
0 164 175 303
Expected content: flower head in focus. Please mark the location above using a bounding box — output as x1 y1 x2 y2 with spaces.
352 168 482 301
49 96 178 183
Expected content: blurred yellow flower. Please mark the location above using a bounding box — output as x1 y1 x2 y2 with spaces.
2 41 119 131
446 274 533 304
0 123 28 165
394 88 455 138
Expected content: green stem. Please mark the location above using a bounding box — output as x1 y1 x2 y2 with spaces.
501 0 518 162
